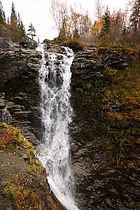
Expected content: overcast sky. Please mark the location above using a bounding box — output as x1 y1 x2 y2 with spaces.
1 0 130 41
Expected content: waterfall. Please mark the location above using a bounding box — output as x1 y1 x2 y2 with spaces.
37 44 79 210
0 106 12 124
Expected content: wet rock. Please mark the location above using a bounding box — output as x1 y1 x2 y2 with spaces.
71 47 137 86
70 47 139 209
0 41 42 145
46 43 68 54
19 37 37 49
0 37 20 50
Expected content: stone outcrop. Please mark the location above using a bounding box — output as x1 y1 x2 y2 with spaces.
0 41 71 145
0 40 42 145
71 47 136 86
70 47 140 209
19 37 38 49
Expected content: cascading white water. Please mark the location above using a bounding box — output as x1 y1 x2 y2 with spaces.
0 106 12 124
37 44 79 210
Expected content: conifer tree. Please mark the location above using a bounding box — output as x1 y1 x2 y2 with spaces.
99 6 111 42
27 23 36 40
9 2 18 41
10 2 17 26
17 13 26 39
10 2 26 42
0 1 6 24
102 7 110 33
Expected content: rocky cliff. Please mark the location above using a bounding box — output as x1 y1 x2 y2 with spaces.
0 37 42 145
0 39 140 210
0 39 66 210
70 47 140 209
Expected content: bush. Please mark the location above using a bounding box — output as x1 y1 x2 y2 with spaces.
61 39 84 52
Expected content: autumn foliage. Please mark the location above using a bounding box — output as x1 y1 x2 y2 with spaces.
51 0 140 47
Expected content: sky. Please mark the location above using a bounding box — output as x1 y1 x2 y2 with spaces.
1 0 130 42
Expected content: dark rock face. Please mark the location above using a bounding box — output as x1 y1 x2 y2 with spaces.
70 48 140 209
19 37 38 49
0 37 20 49
71 47 136 86
46 43 70 54
0 44 42 145
0 42 70 144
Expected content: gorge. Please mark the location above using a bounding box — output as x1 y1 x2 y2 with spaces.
0 37 140 209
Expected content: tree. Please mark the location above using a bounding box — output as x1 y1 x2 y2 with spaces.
69 8 92 41
90 19 103 42
99 6 111 42
95 0 104 20
27 23 36 40
129 0 140 43
0 1 6 24
51 0 68 40
70 9 81 39
17 13 26 39
109 10 126 44
0 1 26 42
10 2 17 26
102 7 110 33
9 2 19 41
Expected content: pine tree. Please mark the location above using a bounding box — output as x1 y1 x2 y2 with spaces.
102 7 110 33
17 13 26 39
10 2 17 26
9 2 18 41
27 23 36 40
99 7 111 43
0 1 6 24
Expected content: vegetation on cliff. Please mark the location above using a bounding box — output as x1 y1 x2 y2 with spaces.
0 123 65 210
0 1 36 42
71 50 140 209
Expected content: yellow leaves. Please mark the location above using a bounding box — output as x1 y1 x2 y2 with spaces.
90 20 103 35
4 180 41 209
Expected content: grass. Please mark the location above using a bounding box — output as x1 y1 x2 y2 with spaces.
102 57 140 163
105 60 140 105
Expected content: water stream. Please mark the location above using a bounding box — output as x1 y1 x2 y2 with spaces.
0 106 12 124
37 44 79 210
